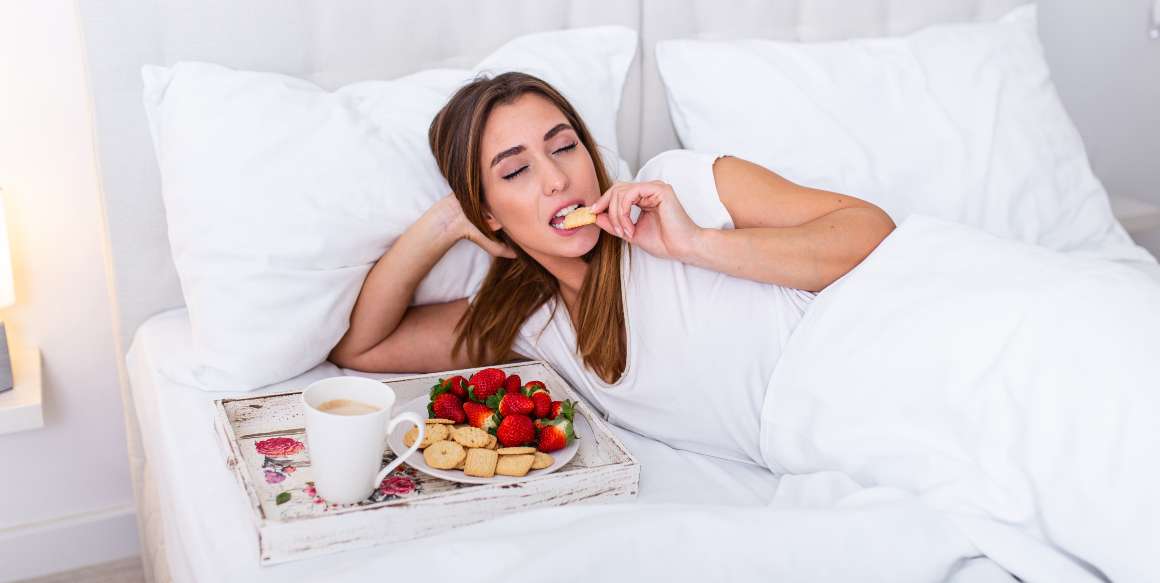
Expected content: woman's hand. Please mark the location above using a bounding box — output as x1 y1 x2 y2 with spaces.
427 194 516 259
591 180 704 262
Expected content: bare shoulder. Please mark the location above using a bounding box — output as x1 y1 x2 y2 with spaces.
711 154 884 229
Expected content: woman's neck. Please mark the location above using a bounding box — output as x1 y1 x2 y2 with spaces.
529 251 588 316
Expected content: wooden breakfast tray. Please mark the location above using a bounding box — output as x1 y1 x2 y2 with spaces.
212 360 639 565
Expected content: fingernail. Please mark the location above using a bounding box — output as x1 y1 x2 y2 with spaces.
615 227 622 237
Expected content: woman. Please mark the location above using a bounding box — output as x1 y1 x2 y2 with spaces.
329 72 895 465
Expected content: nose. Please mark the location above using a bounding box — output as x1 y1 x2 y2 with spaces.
542 157 569 196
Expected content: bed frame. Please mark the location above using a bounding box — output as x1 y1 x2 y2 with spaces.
77 1 1026 580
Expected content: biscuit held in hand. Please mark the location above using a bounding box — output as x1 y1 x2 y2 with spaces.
562 206 597 229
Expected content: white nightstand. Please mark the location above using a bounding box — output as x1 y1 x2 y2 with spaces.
0 333 43 434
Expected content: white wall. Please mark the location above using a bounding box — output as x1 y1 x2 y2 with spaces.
1039 0 1160 207
0 1 139 581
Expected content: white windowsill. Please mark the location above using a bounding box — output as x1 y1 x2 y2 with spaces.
0 333 43 434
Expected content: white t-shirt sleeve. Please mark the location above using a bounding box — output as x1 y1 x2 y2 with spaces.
634 149 735 231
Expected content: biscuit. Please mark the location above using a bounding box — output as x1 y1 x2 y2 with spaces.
496 446 536 455
531 452 554 470
495 454 535 477
562 206 597 229
403 426 420 448
426 418 456 424
452 426 490 448
463 448 499 478
485 435 498 450
423 441 466 470
456 456 466 470
405 423 448 448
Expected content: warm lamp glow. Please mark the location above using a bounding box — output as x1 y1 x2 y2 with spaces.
0 189 13 309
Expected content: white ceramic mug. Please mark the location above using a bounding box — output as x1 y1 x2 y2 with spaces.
302 376 424 505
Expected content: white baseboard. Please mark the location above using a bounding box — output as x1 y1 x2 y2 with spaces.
0 504 140 582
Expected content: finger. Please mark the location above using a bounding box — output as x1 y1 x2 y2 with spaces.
590 187 615 214
635 184 664 209
609 189 626 238
594 212 619 237
620 186 640 239
638 193 662 222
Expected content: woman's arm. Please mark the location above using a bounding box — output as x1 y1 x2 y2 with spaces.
594 156 894 293
687 156 895 292
329 195 514 373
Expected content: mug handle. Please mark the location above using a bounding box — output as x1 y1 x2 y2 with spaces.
376 411 425 485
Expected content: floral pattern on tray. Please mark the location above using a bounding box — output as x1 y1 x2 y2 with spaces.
238 432 468 519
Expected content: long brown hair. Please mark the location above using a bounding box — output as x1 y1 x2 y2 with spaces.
428 72 627 384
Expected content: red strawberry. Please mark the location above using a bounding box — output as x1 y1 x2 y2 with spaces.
430 393 465 423
427 382 449 416
523 380 547 395
445 375 468 399
467 367 505 402
496 414 535 447
503 374 522 394
530 391 552 419
549 399 575 421
537 416 576 453
487 392 534 417
463 401 499 432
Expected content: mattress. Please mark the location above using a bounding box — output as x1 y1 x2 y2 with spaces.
126 308 782 582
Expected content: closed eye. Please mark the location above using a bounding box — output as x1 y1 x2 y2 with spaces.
501 143 578 181
502 167 527 180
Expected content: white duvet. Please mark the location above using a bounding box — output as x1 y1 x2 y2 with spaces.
137 215 1159 583
758 214 1160 582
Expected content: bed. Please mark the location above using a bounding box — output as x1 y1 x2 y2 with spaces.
78 1 1159 582
124 307 783 581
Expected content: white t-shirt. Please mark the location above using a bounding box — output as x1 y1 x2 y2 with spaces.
506 150 816 465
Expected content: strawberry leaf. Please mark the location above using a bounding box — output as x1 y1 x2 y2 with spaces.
485 393 501 411
429 383 450 400
560 400 575 421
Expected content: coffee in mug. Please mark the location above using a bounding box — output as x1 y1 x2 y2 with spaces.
317 398 380 416
302 377 424 505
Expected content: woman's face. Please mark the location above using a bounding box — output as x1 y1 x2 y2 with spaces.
478 93 602 261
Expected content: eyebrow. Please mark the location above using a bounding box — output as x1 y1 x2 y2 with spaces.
489 123 574 168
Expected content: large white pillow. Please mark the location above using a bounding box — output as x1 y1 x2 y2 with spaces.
143 26 637 391
657 6 1153 263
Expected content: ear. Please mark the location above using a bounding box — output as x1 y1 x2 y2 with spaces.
482 209 502 233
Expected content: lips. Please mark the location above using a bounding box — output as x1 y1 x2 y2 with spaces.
547 198 585 228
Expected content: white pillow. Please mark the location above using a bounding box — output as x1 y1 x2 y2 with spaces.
143 26 637 391
657 5 1153 263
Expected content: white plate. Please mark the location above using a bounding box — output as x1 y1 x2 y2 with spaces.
387 395 586 484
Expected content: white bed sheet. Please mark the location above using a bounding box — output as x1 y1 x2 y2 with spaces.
126 308 781 582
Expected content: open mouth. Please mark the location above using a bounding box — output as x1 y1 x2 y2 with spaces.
548 202 582 230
